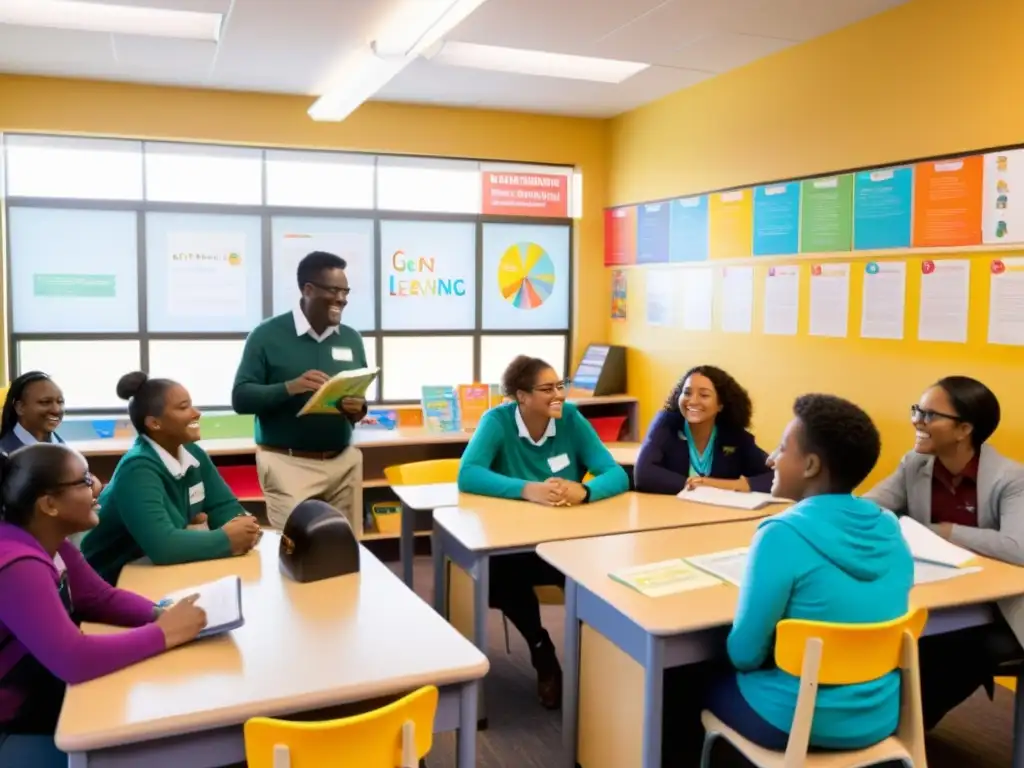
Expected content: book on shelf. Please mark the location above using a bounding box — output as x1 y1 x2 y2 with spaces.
297 367 380 416
421 385 459 433
609 558 723 597
159 575 244 640
457 384 491 431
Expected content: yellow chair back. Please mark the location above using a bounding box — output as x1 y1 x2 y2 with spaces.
384 459 460 486
775 608 928 685
244 686 438 768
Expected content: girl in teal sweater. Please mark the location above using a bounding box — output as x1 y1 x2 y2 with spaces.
458 355 628 710
82 372 262 584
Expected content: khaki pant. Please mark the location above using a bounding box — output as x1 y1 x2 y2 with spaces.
256 447 363 537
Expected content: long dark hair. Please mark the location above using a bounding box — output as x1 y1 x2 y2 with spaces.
0 443 78 528
0 371 54 438
662 365 754 431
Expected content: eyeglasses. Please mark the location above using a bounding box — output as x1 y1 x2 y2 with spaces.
910 404 961 424
53 472 95 491
307 281 350 298
532 380 569 395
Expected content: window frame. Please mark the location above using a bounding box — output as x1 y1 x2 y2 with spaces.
2 136 574 414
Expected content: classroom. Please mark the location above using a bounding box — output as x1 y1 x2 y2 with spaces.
1 0 1023 766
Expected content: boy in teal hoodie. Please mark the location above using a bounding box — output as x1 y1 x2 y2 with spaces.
705 393 914 751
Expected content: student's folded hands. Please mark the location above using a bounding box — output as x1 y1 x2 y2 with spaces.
685 475 751 492
522 477 587 506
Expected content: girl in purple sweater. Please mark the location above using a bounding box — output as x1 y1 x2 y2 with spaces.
0 442 208 765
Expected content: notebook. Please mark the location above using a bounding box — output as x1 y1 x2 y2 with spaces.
676 486 785 511
898 516 976 567
609 558 723 597
159 575 244 639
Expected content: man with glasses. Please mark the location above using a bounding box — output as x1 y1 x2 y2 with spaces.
232 251 367 534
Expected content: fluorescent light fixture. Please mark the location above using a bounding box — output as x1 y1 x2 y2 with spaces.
427 41 649 83
374 0 490 59
307 48 408 123
0 0 222 41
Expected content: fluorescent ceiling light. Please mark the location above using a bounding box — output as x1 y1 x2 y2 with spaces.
309 0 492 122
427 41 649 83
0 0 222 41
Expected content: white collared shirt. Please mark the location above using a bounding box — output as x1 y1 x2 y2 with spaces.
515 407 557 447
142 436 200 479
14 423 62 446
292 304 340 343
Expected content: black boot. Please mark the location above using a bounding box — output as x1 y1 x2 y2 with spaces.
529 630 562 710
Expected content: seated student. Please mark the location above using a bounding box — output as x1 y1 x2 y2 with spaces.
699 394 914 753
0 443 207 767
82 372 262 585
865 376 1024 728
458 355 628 710
634 365 772 495
0 371 66 453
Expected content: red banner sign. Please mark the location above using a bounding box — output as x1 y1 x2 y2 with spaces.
482 171 569 217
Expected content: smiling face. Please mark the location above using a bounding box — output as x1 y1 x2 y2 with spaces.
677 373 723 426
146 383 202 445
40 451 104 535
301 267 350 328
911 385 971 455
768 418 819 501
519 366 566 421
16 378 65 438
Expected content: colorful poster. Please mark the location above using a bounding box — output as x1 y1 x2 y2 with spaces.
753 182 801 256
912 157 983 247
709 190 753 259
983 150 1024 245
669 196 709 262
763 265 800 336
918 259 970 343
800 175 854 253
604 207 637 265
481 223 569 330
853 167 913 250
167 231 248 318
809 263 850 338
481 171 568 217
861 261 907 340
988 257 1024 346
637 202 671 264
611 269 628 319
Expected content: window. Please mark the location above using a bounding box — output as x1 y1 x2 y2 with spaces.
479 335 567 385
362 337 379 401
4 135 143 200
481 223 570 330
377 156 481 214
144 143 262 205
148 339 248 408
18 340 141 410
381 336 474 401
265 150 374 209
8 207 139 333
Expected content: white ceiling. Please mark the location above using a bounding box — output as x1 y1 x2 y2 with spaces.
0 0 909 118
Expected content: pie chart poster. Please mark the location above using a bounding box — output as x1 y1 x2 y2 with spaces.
482 223 570 331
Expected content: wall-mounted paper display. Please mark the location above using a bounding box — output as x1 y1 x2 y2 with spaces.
861 261 907 340
481 223 569 330
637 202 670 264
604 207 637 265
645 268 675 327
753 182 801 256
679 268 714 330
669 196 709 262
763 265 800 336
983 150 1024 245
809 263 850 338
853 167 913 250
709 190 753 259
918 259 970 343
721 266 754 333
988 257 1024 345
800 175 853 253
912 157 983 247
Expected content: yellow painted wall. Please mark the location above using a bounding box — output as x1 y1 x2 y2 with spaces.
0 74 609 379
607 0 1024 488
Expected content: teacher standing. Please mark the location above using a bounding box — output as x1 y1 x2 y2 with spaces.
232 251 368 534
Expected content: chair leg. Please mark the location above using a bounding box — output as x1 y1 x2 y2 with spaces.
503 614 511 654
699 733 717 768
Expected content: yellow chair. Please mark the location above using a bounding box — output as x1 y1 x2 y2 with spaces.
700 608 929 768
244 685 437 768
384 459 460 486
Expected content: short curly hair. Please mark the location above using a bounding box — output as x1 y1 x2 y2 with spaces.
501 355 554 398
792 394 881 494
663 365 753 431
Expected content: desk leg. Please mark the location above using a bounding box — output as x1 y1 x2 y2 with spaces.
457 680 480 768
68 753 88 768
473 554 489 656
432 525 445 615
562 579 580 768
401 502 415 588
641 635 665 768
1014 665 1024 767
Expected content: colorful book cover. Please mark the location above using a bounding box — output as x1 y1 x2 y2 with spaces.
488 384 505 409
297 367 380 416
457 384 491 431
421 386 459 432
609 559 722 597
358 408 398 430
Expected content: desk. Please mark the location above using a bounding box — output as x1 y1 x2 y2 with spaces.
57 532 489 768
537 522 1024 768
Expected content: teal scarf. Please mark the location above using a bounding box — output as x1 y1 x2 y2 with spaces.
683 422 717 477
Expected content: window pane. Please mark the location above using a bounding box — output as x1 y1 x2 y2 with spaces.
377 156 481 214
271 217 375 332
380 220 476 331
5 135 143 200
148 339 247 408
145 212 264 333
479 335 567 385
9 207 139 333
265 150 374 209
362 336 378 401
18 340 140 410
481 223 570 330
381 336 473 401
479 162 572 218
144 142 262 204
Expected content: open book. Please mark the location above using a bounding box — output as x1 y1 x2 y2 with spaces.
160 575 244 639
298 367 380 416
676 486 785 511
609 558 723 597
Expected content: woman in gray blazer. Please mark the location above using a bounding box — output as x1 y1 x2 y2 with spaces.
866 375 1024 729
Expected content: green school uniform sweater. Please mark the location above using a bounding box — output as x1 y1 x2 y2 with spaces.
457 402 629 502
232 313 368 452
82 438 244 584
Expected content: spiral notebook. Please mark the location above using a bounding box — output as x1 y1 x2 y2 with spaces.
160 575 244 639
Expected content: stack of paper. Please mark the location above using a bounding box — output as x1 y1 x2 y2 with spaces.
676 486 783 510
899 517 981 583
161 575 244 640
609 559 723 597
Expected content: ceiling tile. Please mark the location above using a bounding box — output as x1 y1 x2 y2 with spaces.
0 26 116 71
664 32 796 72
726 0 908 41
111 36 218 81
66 0 232 12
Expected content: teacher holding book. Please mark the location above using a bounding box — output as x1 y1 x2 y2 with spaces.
232 251 369 534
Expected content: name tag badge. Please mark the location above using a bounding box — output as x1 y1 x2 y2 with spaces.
188 482 205 505
332 347 354 362
548 453 570 473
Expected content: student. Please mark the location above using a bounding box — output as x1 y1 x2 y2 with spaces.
634 365 772 495
0 371 66 453
865 376 1024 728
0 442 207 767
82 372 262 585
701 394 914 751
458 355 628 710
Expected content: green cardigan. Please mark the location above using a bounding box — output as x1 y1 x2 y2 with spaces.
82 437 245 584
